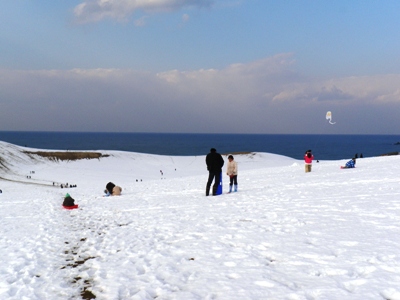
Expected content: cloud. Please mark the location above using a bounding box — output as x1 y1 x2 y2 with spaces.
182 13 190 22
271 75 400 105
315 86 353 102
156 54 298 110
73 0 213 24
134 15 148 26
377 89 400 102
1 54 400 133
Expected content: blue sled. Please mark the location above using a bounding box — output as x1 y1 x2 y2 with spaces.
216 171 223 195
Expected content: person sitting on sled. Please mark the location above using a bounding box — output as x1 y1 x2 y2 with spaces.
342 158 356 168
63 193 75 206
104 182 122 196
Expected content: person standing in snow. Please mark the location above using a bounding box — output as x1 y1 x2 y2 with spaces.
205 148 224 196
304 149 314 173
342 158 356 168
226 155 238 193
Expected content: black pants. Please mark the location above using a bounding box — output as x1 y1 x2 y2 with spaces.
229 175 238 186
206 171 221 195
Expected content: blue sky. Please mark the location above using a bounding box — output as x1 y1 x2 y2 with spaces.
1 0 400 134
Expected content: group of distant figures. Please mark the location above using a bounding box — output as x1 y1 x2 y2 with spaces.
23 170 77 188
58 183 77 188
159 169 176 180
305 150 363 172
51 182 77 188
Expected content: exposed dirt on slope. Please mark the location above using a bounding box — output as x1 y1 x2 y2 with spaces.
23 151 109 161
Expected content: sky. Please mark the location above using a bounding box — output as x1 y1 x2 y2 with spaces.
1 0 400 134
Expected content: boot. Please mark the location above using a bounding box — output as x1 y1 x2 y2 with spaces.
206 185 211 196
234 184 238 192
212 184 218 196
228 185 232 193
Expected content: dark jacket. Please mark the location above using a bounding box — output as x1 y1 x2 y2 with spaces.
63 196 75 207
106 182 116 194
206 151 224 172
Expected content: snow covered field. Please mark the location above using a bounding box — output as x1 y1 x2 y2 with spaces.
0 141 400 300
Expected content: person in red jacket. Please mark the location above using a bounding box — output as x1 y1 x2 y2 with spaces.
304 149 314 173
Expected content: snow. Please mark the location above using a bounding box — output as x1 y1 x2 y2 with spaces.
0 141 400 300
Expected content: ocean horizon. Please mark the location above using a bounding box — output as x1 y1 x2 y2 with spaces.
0 131 399 161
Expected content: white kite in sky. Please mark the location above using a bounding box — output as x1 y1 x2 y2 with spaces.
326 111 336 124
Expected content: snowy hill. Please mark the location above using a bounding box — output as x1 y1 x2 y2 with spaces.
0 141 400 300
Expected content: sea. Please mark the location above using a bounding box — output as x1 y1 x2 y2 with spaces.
0 131 399 161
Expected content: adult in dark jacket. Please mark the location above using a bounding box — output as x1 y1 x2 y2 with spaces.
205 148 224 196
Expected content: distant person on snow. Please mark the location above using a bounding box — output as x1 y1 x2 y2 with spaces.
205 148 224 196
226 155 238 193
104 182 122 196
63 193 75 206
304 150 314 173
342 158 356 169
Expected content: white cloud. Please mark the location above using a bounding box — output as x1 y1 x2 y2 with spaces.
134 15 148 26
271 75 400 105
182 13 190 22
377 89 400 102
1 55 400 133
74 0 213 24
315 86 353 102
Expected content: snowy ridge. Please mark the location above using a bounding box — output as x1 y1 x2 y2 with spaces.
0 141 400 299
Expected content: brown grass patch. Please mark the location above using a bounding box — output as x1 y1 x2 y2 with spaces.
379 152 400 157
222 151 252 156
24 151 109 161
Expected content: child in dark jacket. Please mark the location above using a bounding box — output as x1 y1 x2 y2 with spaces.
63 193 75 206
